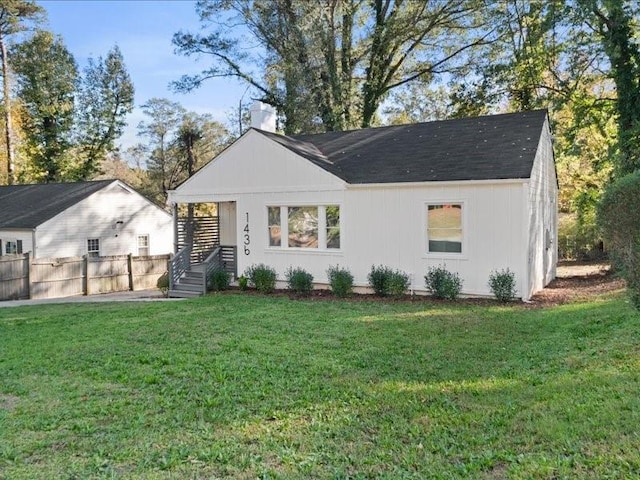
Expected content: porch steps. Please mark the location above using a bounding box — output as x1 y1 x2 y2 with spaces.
168 264 206 298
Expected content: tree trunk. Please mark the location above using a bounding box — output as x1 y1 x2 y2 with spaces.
0 35 14 185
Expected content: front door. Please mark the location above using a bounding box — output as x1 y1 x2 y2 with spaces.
219 202 237 246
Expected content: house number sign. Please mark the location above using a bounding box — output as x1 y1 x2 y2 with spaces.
243 212 250 255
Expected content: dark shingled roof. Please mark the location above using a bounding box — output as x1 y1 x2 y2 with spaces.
255 110 548 184
0 180 115 229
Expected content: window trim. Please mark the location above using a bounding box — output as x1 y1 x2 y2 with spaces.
87 238 100 258
137 234 150 256
266 204 342 252
424 200 467 258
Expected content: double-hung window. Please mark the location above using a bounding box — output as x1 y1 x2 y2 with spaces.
426 204 463 254
137 235 150 256
87 238 100 258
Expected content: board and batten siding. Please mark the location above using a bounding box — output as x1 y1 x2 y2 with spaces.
34 182 173 258
525 118 558 299
227 181 527 298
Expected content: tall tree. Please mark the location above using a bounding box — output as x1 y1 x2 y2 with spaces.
137 98 185 201
172 0 492 133
73 45 134 180
579 0 640 176
11 30 78 182
0 0 43 184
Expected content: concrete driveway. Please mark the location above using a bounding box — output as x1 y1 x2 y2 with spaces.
0 289 184 308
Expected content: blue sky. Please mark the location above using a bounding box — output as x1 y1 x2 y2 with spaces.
40 0 248 149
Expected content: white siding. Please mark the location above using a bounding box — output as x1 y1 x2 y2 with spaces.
0 229 33 255
234 181 527 297
525 118 558 299
35 182 173 258
169 130 345 204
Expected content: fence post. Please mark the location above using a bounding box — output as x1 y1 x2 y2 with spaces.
128 253 134 291
26 251 32 299
84 255 89 296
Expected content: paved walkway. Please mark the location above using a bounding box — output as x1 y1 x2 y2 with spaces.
0 289 184 308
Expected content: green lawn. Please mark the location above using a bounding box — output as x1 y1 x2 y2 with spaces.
0 292 638 479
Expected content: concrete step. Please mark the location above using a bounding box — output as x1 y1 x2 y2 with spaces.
168 289 202 298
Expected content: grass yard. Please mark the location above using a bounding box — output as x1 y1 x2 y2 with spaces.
0 292 639 479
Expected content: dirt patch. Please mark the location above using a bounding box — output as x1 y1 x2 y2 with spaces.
0 393 20 412
528 262 624 307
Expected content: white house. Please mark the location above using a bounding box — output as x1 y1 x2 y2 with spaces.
168 107 557 300
0 180 173 258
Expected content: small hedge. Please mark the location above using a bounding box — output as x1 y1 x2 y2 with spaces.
209 268 231 292
244 264 277 294
157 272 169 297
367 265 410 297
598 170 640 309
285 267 314 295
327 265 354 297
424 265 462 300
488 268 516 302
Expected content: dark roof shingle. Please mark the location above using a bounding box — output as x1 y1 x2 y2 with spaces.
255 110 548 184
0 180 115 229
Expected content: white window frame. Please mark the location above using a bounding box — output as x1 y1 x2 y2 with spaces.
424 201 466 258
137 234 150 256
87 238 100 258
266 204 342 252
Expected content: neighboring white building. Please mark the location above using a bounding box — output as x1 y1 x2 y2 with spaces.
168 109 557 300
0 180 173 258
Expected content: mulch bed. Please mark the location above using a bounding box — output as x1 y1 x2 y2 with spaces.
222 262 625 309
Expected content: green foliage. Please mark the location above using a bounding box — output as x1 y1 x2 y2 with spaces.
11 30 78 182
424 265 463 300
285 267 314 295
558 213 604 261
156 271 169 297
326 265 354 297
367 265 410 297
237 275 248 291
598 170 640 308
244 263 277 294
488 269 517 303
73 45 134 179
208 267 230 292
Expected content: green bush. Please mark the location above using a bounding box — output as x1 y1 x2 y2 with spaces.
367 265 410 297
424 265 462 300
157 272 169 297
488 268 517 302
285 267 314 295
244 264 277 294
326 265 354 297
238 275 248 291
598 171 640 309
209 268 231 292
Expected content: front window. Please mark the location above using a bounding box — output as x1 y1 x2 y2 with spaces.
87 238 100 258
137 235 150 256
326 205 340 249
427 204 462 253
268 207 281 246
5 241 17 255
288 206 318 248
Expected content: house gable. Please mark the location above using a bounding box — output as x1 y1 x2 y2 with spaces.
171 129 345 204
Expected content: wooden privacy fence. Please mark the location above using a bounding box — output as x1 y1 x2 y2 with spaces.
0 253 170 301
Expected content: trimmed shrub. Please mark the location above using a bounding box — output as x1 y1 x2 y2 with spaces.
424 265 462 300
238 275 248 291
157 272 169 297
488 268 517 302
209 268 231 292
285 267 314 295
327 265 354 297
598 170 640 309
244 263 277 294
367 265 410 297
